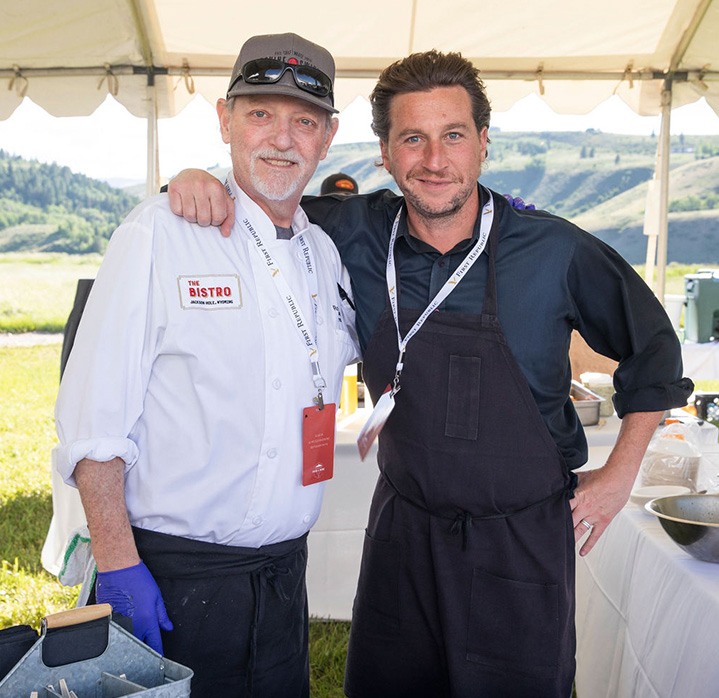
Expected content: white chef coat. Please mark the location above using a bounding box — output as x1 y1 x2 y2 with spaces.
55 175 359 548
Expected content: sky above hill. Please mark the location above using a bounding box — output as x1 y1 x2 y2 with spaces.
0 93 717 184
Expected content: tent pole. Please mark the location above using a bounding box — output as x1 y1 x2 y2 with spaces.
656 81 672 304
145 80 159 200
643 175 659 290
644 233 657 289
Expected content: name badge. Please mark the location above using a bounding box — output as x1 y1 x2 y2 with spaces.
302 403 336 486
177 274 242 310
357 385 395 461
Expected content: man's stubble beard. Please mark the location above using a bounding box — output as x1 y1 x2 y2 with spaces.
400 176 477 222
402 188 468 220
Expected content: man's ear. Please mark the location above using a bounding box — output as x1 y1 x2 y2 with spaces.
319 117 340 161
217 98 231 144
479 126 488 164
379 140 391 175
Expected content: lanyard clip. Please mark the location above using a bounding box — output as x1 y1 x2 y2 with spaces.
391 347 405 397
312 365 326 410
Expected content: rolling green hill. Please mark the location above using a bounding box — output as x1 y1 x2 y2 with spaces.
0 150 140 254
572 155 719 263
2 131 718 263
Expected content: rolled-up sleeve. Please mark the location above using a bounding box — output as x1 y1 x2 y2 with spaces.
568 232 693 418
55 199 163 486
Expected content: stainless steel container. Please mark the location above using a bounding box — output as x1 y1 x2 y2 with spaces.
570 380 604 426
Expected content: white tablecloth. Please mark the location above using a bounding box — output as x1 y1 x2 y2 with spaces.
681 340 719 381
306 409 377 620
575 419 719 698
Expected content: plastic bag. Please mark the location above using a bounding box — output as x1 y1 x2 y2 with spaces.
640 422 702 491
697 449 719 494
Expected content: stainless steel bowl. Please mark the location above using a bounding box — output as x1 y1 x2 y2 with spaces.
646 494 719 563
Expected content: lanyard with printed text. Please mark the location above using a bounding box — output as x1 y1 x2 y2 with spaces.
226 179 327 407
386 189 494 396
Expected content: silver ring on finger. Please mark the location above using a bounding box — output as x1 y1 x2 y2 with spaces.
580 519 592 531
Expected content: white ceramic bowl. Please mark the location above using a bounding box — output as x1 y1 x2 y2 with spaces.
630 485 691 508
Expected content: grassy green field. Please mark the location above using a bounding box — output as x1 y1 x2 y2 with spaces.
0 253 102 333
0 343 80 628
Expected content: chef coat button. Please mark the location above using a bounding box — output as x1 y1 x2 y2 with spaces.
252 516 263 526
296 251 304 261
272 379 281 390
268 307 279 318
267 448 278 458
316 316 324 325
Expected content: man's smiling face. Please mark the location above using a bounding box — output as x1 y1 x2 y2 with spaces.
218 93 335 206
380 85 487 222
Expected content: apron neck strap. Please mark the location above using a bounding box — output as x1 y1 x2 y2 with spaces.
481 210 499 318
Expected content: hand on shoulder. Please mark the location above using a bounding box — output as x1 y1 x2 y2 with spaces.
167 169 236 237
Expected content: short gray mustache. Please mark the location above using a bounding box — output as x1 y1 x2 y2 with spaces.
253 149 305 167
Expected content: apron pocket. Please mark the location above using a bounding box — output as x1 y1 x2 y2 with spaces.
353 532 401 630
445 355 480 440
466 567 559 679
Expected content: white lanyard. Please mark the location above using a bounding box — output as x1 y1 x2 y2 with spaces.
386 189 494 395
227 180 327 406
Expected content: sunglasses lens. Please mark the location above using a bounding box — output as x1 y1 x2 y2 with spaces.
293 69 331 96
243 59 284 83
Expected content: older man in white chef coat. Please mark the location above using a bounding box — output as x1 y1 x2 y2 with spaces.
54 32 358 698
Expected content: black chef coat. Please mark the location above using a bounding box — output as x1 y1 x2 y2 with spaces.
302 186 692 468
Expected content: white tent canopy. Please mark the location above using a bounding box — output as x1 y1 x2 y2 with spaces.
2 0 718 118
2 0 719 296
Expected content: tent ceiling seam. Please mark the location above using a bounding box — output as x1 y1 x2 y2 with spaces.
408 0 418 55
669 0 715 71
127 0 155 84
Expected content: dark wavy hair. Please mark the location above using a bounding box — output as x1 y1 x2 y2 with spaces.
370 50 491 144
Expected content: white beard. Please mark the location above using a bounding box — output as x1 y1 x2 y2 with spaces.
250 148 306 201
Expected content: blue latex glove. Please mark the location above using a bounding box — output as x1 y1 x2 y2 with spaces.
503 194 536 210
96 561 173 654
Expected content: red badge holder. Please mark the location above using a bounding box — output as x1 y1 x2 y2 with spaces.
302 403 336 486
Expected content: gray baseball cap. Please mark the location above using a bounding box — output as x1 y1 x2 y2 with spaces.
226 33 337 113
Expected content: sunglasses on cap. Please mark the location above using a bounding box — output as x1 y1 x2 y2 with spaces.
231 58 333 99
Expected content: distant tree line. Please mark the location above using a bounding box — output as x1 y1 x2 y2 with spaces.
669 193 719 212
0 150 139 253
695 142 719 159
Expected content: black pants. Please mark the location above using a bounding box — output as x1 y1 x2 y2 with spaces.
132 527 310 698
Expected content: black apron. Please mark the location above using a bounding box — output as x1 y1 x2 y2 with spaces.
344 223 576 698
133 528 310 698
